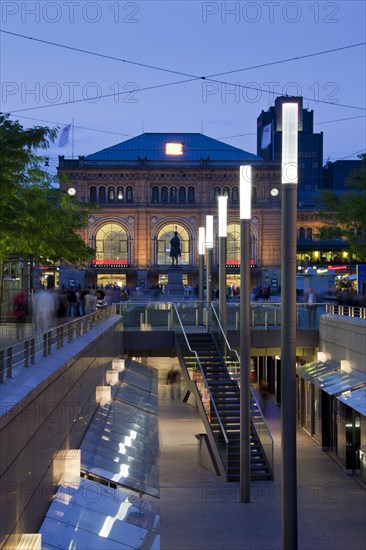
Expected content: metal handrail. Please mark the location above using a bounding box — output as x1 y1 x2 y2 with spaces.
172 304 229 445
325 303 366 319
211 304 274 445
0 306 117 383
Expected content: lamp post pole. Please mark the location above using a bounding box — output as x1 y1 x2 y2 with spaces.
239 165 252 503
281 101 299 550
206 215 214 329
198 227 205 325
218 196 228 335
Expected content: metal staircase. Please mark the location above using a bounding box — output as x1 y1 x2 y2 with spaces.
175 331 273 481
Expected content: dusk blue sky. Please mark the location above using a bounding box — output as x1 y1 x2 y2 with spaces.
1 0 365 172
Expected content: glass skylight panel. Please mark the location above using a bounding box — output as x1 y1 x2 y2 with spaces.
39 479 159 550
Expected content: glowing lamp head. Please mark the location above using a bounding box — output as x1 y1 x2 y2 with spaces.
206 215 214 249
218 196 228 237
239 165 252 220
281 102 298 185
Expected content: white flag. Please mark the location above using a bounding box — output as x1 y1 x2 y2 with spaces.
261 122 272 150
58 124 71 147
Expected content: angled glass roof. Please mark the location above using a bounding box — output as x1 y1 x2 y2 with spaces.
311 368 366 396
81 360 159 497
337 386 366 416
39 478 160 550
112 383 158 414
128 360 159 382
296 360 339 381
81 401 159 497
120 368 158 394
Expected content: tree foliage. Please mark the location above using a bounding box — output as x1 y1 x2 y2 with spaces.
0 113 94 265
318 154 366 260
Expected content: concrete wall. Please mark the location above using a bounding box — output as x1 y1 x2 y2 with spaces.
319 314 366 373
0 318 123 548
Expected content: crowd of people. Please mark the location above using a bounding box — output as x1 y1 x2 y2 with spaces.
11 284 132 340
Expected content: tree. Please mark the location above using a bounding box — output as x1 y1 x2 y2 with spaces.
0 114 94 314
318 154 366 261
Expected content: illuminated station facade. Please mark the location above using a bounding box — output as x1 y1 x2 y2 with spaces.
56 97 356 294
58 132 284 293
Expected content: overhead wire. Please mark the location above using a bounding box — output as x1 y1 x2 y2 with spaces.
5 114 134 137
1 30 365 113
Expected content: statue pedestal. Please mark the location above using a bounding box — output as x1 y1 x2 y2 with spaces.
167 266 184 295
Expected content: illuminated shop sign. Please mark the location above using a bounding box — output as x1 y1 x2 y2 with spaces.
301 264 350 274
226 260 256 268
328 265 349 271
91 259 129 268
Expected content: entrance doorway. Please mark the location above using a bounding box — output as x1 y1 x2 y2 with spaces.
97 274 126 288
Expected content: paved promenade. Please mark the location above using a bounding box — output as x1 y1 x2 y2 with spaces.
158 375 366 550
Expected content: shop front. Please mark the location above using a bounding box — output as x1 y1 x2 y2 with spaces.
297 360 366 473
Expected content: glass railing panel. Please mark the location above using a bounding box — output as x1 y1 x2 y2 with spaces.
226 302 327 330
173 303 208 334
116 300 329 332
296 303 326 329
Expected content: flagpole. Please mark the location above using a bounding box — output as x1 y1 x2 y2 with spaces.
72 117 75 159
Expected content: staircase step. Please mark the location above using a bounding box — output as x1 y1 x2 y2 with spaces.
177 332 273 482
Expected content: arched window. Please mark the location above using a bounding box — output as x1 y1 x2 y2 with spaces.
126 186 133 203
95 223 128 262
108 186 115 201
157 224 190 266
188 186 195 204
117 186 123 201
99 186 106 202
179 186 186 203
90 186 97 202
214 187 221 201
223 186 230 198
306 227 313 241
227 223 257 266
232 187 239 204
161 187 168 203
299 227 305 240
170 186 177 203
152 186 159 203
227 223 241 263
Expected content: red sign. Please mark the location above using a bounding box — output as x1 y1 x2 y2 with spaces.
92 259 128 265
226 260 256 266
328 265 349 271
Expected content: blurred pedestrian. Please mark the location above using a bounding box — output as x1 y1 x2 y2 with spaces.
85 289 97 314
306 287 317 326
166 366 181 400
12 291 29 340
79 288 89 316
32 288 57 337
66 287 78 317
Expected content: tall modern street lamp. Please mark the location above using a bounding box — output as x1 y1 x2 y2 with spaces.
281 101 299 550
198 227 205 325
206 215 214 328
239 165 252 503
218 196 228 335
